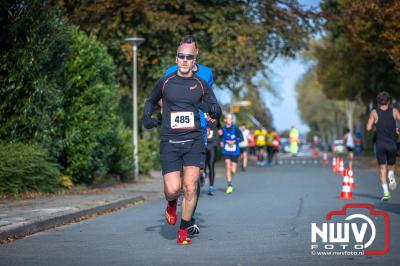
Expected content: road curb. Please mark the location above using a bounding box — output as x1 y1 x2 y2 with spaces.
0 195 145 242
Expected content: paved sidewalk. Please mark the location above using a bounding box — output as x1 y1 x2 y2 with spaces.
0 170 164 242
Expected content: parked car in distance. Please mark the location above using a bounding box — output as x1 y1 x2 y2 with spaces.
280 138 291 153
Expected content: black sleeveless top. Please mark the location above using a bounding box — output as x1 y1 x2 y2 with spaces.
375 107 396 144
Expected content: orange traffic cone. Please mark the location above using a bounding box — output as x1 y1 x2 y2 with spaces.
323 153 328 166
332 157 337 173
348 167 356 189
340 169 353 200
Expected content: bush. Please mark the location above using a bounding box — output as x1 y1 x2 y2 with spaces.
108 124 133 179
138 134 161 175
0 1 69 159
62 26 129 184
0 3 134 186
0 142 61 196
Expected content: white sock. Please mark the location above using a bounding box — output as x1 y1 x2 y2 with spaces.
388 170 394 178
382 184 389 194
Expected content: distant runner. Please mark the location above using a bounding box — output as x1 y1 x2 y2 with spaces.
289 126 299 156
239 123 250 171
219 113 243 194
254 128 267 166
205 118 220 196
343 128 355 169
366 91 400 201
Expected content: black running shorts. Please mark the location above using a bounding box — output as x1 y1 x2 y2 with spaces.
376 141 397 165
223 154 239 163
239 147 248 154
160 138 205 175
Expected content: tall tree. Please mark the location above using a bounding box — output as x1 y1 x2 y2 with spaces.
318 0 400 104
296 65 364 145
55 0 318 127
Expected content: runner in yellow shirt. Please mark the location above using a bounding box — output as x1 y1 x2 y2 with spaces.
254 128 267 166
289 126 299 156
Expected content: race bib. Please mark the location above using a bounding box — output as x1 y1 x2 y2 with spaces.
258 136 265 141
171 112 195 130
225 143 236 152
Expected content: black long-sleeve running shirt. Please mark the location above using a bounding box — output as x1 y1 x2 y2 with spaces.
143 72 221 141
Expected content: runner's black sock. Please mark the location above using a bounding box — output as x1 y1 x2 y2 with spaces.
180 219 191 230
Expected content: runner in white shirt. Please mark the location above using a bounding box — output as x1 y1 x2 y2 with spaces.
343 128 355 168
239 124 250 171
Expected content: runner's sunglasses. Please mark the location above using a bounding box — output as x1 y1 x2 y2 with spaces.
177 53 195 60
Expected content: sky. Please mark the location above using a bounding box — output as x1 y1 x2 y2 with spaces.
264 58 311 133
215 0 321 134
266 0 321 134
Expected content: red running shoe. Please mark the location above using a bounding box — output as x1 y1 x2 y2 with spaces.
176 228 192 245
165 202 178 225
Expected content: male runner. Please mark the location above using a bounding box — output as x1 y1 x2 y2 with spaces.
266 129 276 166
254 128 267 166
163 35 214 235
248 130 256 159
289 126 299 156
272 132 281 165
219 113 243 194
239 123 250 171
366 91 400 201
205 119 220 195
343 128 355 168
143 43 221 244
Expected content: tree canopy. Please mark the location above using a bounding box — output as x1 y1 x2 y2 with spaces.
316 0 400 104
55 0 318 125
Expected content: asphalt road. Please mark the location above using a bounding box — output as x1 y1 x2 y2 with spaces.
0 157 399 266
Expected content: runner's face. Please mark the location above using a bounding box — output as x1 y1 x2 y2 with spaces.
225 114 233 126
176 44 196 74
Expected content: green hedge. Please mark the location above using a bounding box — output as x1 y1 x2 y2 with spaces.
0 2 156 190
0 1 69 159
62 26 131 183
139 135 161 175
0 142 61 196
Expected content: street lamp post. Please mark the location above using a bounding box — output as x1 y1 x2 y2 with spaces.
125 36 145 178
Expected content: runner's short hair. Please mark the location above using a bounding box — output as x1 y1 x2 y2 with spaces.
180 35 197 48
377 91 390 106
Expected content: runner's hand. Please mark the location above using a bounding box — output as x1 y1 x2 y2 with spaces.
143 116 160 129
205 113 216 123
198 103 219 119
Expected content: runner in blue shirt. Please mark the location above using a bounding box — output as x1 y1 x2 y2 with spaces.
219 113 243 194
